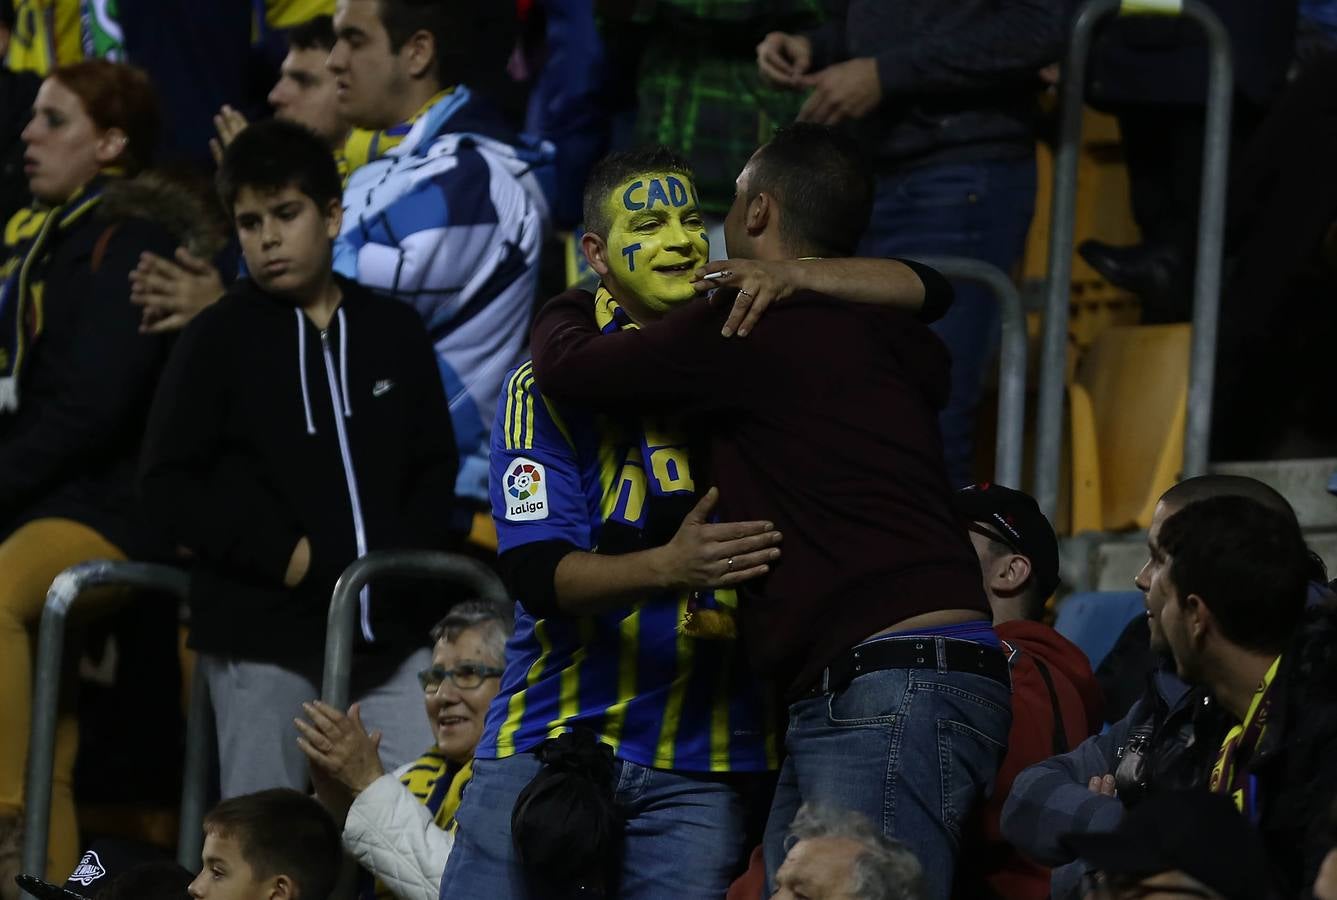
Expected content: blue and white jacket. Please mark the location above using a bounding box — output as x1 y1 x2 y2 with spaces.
335 87 554 513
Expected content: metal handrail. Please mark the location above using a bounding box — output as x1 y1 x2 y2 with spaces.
1033 0 1233 521
19 561 204 894
321 551 509 710
916 256 1028 488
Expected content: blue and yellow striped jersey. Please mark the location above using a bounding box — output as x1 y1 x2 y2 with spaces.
478 359 778 773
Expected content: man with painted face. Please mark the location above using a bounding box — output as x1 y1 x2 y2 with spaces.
440 143 942 900
526 124 1007 900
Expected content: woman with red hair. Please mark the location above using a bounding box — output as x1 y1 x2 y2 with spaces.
0 59 221 889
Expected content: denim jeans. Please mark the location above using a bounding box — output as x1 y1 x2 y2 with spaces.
762 639 1013 900
858 157 1037 487
439 752 749 899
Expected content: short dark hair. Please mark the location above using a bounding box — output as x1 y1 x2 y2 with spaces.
582 145 695 240
287 15 336 53
747 123 873 257
216 118 342 218
203 789 340 900
1161 474 1297 523
1158 495 1309 655
376 0 514 88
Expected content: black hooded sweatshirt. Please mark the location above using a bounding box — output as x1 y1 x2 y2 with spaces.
139 275 459 661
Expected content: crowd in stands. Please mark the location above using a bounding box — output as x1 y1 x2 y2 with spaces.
0 1 1335 899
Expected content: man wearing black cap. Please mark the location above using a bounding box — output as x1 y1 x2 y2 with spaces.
953 483 1104 900
1065 790 1269 900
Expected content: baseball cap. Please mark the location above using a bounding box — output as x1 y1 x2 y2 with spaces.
954 483 1061 600
1062 791 1270 900
15 838 191 900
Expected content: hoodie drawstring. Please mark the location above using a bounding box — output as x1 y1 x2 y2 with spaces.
296 309 316 435
337 307 352 417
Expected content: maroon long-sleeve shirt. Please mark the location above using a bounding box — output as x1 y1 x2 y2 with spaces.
529 288 988 697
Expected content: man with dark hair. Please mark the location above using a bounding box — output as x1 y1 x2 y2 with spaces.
737 122 873 258
329 0 553 530
189 789 341 900
269 17 347 152
131 14 349 336
1005 484 1337 899
953 484 1103 899
442 140 939 898
527 124 1009 899
140 119 460 798
1151 496 1309 669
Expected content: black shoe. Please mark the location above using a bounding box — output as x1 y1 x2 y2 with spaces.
1078 239 1182 302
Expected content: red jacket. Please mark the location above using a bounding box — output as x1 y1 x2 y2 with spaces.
958 619 1105 899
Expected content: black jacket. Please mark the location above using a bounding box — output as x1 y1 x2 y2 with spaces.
1087 0 1298 108
806 0 1068 169
1122 609 1337 899
139 276 460 661
1246 607 1337 899
0 174 222 555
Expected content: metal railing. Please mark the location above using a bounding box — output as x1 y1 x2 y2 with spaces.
915 256 1028 488
321 551 509 710
1033 0 1233 521
19 561 206 895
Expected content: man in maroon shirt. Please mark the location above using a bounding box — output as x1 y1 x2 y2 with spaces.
529 123 1012 900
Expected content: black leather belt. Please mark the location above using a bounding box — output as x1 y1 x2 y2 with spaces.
802 637 1011 698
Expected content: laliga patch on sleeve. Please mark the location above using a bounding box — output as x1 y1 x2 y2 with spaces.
504 458 549 521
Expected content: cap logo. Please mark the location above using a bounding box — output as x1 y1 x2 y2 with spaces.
69 851 107 886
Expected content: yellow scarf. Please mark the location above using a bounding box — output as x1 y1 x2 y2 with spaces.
342 89 453 178
1210 655 1281 814
593 285 738 639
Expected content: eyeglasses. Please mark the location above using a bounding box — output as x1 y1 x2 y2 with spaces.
1080 871 1218 899
417 664 504 693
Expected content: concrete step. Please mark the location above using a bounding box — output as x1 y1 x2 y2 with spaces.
1080 527 1337 594
1210 458 1337 530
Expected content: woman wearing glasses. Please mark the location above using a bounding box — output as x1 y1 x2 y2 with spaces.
296 600 512 900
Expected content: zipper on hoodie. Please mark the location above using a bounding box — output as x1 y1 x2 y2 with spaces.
319 317 375 642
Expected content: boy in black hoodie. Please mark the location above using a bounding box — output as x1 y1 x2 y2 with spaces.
140 119 460 798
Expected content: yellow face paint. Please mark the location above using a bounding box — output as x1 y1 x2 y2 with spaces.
601 172 709 313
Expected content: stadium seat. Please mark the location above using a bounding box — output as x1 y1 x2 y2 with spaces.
1068 323 1189 533
1053 590 1146 671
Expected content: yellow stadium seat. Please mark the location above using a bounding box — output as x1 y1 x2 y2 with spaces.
1068 324 1189 534
468 510 499 553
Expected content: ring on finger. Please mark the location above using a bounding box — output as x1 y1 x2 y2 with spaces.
726 558 735 570
737 288 751 298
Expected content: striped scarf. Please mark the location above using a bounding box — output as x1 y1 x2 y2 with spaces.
0 180 108 413
342 88 453 177
593 285 738 639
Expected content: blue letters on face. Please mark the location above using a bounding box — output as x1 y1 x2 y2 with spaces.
621 242 642 271
621 176 694 212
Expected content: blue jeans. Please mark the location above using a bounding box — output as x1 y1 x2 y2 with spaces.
762 639 1013 900
859 158 1037 487
440 752 749 899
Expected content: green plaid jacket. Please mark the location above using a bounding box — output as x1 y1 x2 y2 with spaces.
625 0 824 216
